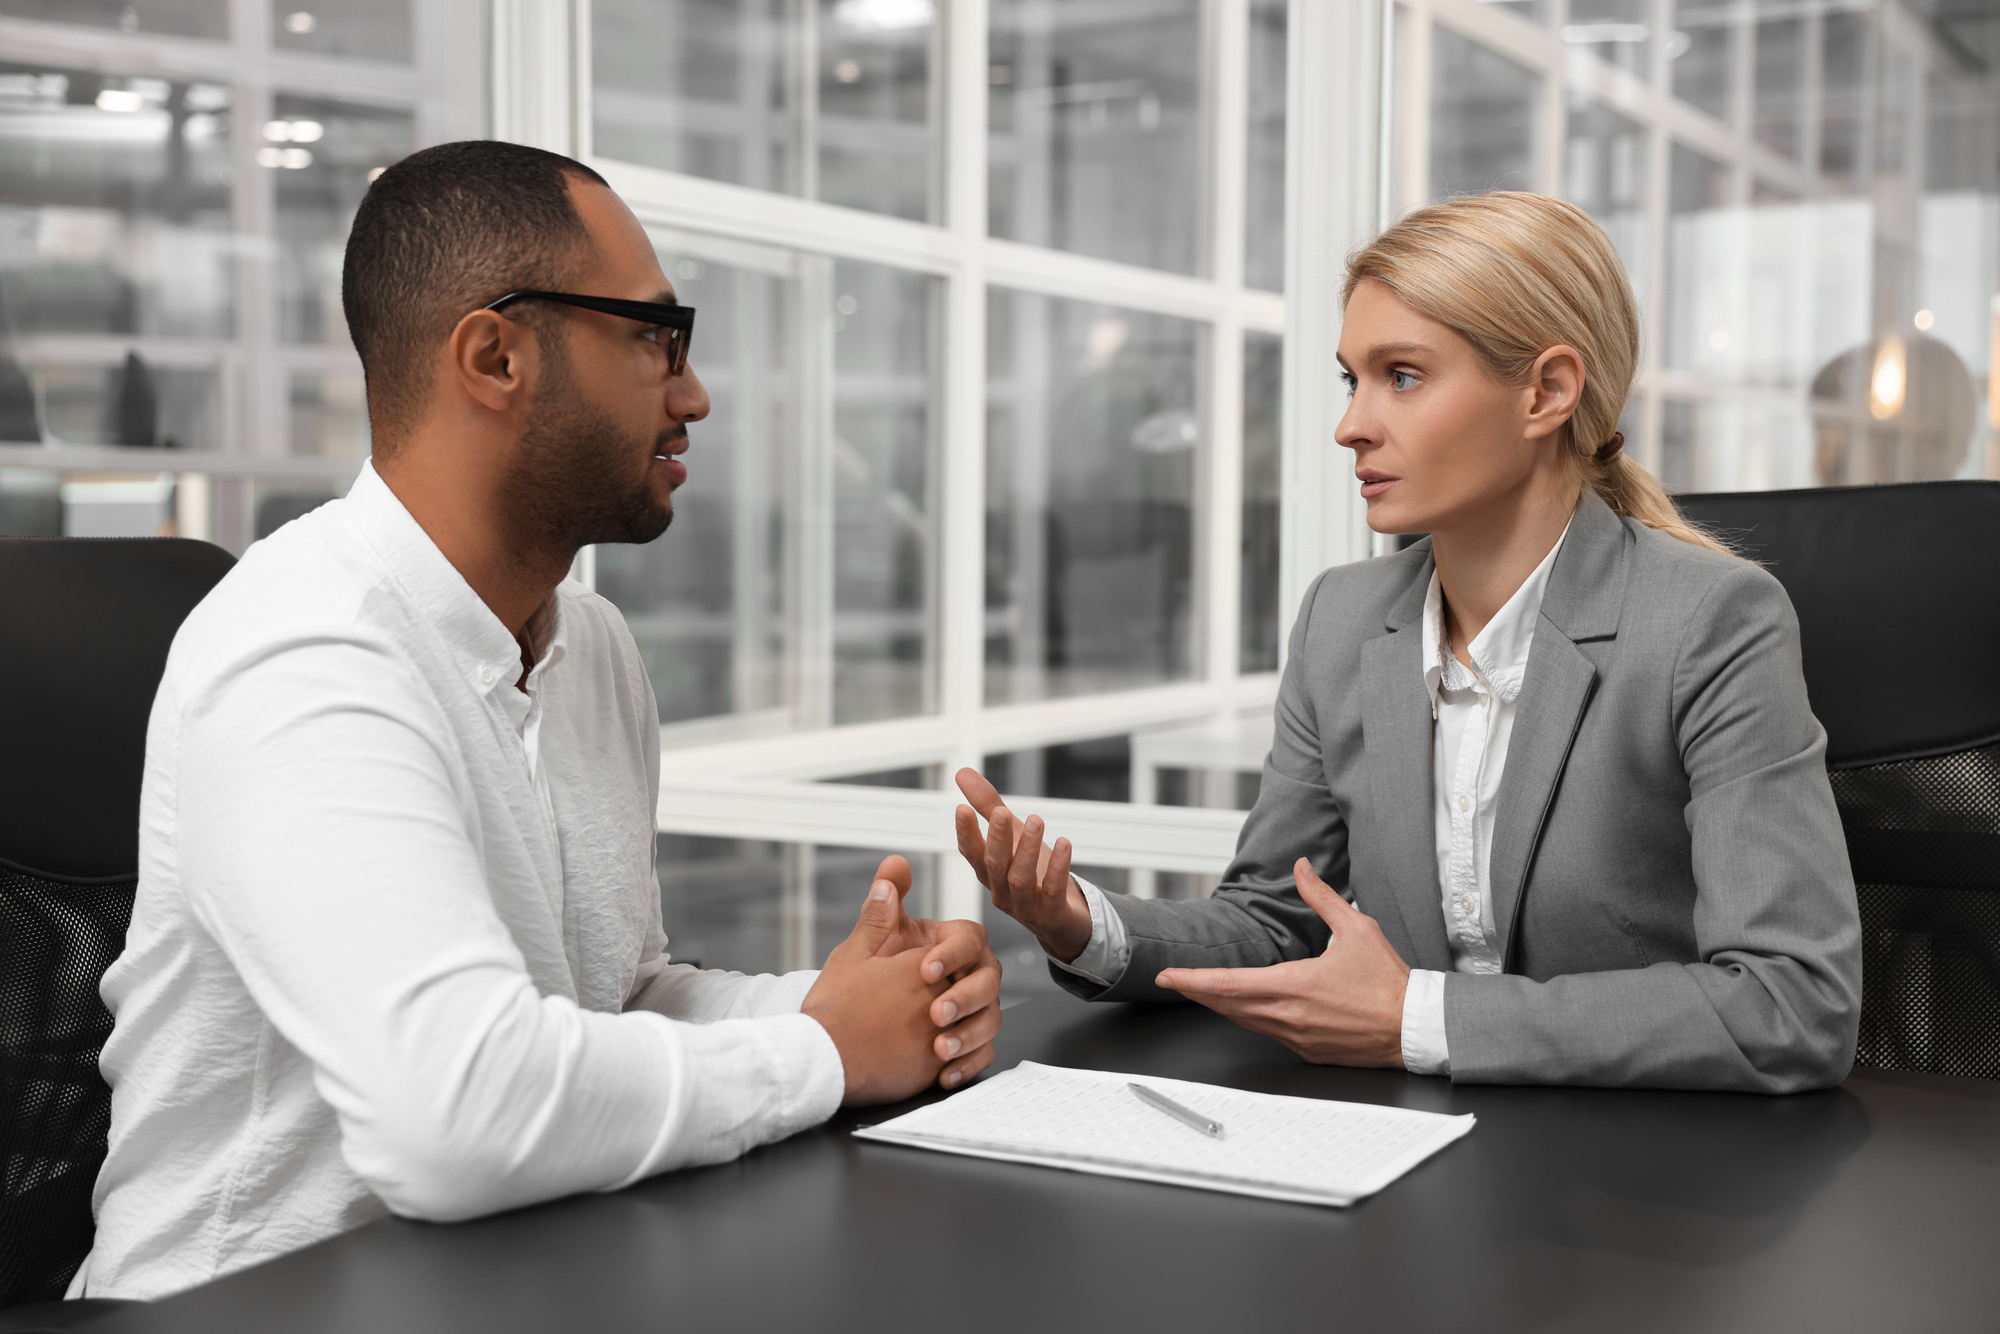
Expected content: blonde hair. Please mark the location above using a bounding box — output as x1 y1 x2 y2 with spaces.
1343 191 1729 554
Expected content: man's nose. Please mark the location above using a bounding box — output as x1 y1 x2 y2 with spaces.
669 364 711 424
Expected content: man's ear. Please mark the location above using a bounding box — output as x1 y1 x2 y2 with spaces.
446 309 535 415
1521 343 1584 442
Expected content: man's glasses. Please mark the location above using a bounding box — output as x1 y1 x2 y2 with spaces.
482 290 696 378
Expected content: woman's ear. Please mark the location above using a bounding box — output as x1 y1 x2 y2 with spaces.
1523 344 1585 441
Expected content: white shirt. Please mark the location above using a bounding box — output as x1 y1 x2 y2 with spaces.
75 462 844 1301
1056 528 1569 1079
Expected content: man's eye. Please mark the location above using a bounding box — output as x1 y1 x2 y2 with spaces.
1390 369 1419 391
641 326 663 344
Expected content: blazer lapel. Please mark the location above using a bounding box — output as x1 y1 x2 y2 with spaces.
1487 634 1597 968
1359 572 1454 974
1489 492 1629 967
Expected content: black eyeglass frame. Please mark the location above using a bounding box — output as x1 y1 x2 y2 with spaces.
481 290 696 377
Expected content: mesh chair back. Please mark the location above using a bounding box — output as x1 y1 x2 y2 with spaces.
0 538 234 1306
1677 483 2000 1078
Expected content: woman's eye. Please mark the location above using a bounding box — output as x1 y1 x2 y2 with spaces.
1390 369 1419 391
1338 371 1358 396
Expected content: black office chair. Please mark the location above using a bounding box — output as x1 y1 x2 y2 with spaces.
0 538 235 1325
1676 482 2000 1079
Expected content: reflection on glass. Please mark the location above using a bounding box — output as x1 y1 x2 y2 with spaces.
591 0 938 223
1672 5 1736 123
0 0 226 39
1484 0 1549 26
985 291 1199 704
1241 331 1280 674
1663 142 1729 376
1563 0 1652 80
289 370 369 458
37 359 219 450
1564 97 1647 306
1753 15 1804 161
0 62 234 451
595 242 938 733
272 94 415 346
1244 0 1286 293
988 0 1204 275
1429 28 1536 199
1820 11 1868 188
657 834 784 976
271 0 411 62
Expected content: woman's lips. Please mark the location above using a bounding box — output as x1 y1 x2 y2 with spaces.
1358 476 1397 499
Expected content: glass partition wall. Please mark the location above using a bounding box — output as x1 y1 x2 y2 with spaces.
1395 0 2000 493
0 0 479 548
573 0 1293 981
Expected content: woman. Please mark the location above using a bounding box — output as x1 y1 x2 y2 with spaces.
956 192 1860 1091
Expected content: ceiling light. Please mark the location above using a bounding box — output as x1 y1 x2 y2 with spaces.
1870 336 1907 421
834 58 862 84
831 0 933 32
95 89 144 113
1914 309 1935 332
285 11 318 33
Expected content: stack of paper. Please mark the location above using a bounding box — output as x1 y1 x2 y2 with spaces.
855 1061 1475 1207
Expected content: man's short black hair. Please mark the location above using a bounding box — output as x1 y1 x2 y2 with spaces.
341 140 609 452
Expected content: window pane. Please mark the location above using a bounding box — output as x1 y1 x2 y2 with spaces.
1241 330 1280 674
1563 0 1652 81
1662 141 1729 377
1429 29 1536 199
1244 0 1286 293
272 0 412 62
272 95 416 346
988 0 1205 275
1820 11 1868 189
0 63 235 452
1564 97 1648 308
0 0 227 39
596 241 939 734
1671 6 1736 123
591 0 939 224
1487 1 1550 26
985 292 1200 704
288 370 369 459
1752 15 1804 162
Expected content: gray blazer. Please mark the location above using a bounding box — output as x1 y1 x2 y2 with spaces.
1058 491 1862 1093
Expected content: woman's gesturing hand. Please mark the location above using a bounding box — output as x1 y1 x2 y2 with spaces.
953 768 1095 965
1155 859 1411 1068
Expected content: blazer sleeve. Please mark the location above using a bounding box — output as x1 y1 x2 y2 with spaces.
1443 562 1864 1092
1049 571 1352 1002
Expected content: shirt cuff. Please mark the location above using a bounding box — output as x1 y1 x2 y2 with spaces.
1400 969 1451 1077
1046 875 1130 988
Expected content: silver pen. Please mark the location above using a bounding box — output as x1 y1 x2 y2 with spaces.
1128 1082 1226 1139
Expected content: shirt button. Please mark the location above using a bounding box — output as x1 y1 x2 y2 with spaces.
478 665 494 685
1456 895 1476 916
1456 794 1470 812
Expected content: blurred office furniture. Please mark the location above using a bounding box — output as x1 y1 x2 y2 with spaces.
0 537 235 1320
1677 482 2000 1078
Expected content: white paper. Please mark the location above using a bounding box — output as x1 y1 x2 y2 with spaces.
853 1062 1475 1207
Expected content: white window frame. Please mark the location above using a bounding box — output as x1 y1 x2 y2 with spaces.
491 0 1384 929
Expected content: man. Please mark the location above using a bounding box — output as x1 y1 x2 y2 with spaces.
72 140 1000 1301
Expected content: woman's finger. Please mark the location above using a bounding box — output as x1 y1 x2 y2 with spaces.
1041 836 1074 908
954 805 992 889
983 807 1016 906
1006 817 1043 902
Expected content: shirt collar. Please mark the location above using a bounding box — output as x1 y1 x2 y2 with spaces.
339 459 564 699
1420 517 1572 716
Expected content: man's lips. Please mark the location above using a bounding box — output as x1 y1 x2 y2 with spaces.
653 434 689 485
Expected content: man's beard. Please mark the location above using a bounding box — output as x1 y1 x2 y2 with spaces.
503 336 676 551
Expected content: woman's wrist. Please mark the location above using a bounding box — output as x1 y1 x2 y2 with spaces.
1037 877 1095 964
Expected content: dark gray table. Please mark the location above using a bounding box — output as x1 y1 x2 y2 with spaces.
85 996 2000 1334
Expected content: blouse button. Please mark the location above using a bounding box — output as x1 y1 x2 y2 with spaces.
478 665 495 686
1456 794 1470 812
